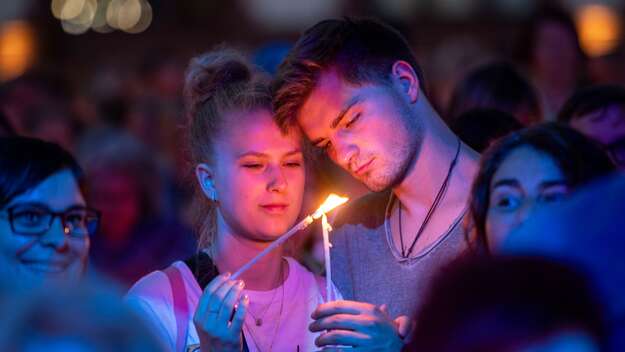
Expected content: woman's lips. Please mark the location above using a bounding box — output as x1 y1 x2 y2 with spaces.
21 260 68 273
259 204 289 214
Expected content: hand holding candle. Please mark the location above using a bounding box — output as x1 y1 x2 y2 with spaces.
231 194 348 280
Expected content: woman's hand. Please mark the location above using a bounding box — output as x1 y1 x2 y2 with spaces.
193 273 249 352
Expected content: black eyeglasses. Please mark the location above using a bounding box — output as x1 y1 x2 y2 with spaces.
0 203 101 238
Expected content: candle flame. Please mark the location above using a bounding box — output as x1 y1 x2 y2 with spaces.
312 193 349 219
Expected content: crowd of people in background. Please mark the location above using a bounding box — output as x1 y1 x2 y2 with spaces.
0 4 624 352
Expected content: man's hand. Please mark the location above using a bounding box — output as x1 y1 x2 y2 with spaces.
309 300 406 351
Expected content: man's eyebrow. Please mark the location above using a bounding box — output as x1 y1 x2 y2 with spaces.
310 95 363 146
330 96 363 129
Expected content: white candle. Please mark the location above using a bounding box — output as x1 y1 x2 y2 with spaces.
232 194 348 281
321 213 333 302
231 215 314 280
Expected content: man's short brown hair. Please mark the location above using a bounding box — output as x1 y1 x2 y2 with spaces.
272 17 426 129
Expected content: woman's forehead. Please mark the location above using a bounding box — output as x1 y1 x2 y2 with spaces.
492 146 564 185
217 109 303 156
8 170 85 209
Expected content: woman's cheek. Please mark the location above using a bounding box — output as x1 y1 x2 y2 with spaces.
485 211 513 252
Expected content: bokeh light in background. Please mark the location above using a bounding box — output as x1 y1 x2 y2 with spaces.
51 0 152 34
0 21 36 81
575 3 622 57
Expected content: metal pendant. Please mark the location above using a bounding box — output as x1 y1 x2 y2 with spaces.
255 318 262 326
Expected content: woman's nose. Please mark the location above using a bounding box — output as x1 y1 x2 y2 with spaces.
39 217 70 251
267 165 287 193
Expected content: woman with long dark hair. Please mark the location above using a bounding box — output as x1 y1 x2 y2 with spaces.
467 123 615 253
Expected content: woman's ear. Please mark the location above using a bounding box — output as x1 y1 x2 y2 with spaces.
196 163 218 202
391 60 420 104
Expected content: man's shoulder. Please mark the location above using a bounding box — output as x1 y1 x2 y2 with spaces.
332 191 391 229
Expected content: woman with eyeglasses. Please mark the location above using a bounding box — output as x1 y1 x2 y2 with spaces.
0 136 100 290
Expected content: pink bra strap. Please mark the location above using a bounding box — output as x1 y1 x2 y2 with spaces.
164 265 190 352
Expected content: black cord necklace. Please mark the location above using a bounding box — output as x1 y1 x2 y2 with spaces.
398 137 461 258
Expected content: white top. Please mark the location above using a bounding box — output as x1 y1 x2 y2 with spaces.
126 257 341 352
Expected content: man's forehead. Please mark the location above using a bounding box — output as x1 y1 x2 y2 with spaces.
298 70 355 124
315 69 347 92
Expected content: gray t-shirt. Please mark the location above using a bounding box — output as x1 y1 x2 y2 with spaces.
331 190 469 319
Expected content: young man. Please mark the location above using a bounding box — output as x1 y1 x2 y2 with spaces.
558 84 625 169
273 18 480 349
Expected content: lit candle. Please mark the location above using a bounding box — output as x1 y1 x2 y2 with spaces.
232 194 348 280
321 213 333 302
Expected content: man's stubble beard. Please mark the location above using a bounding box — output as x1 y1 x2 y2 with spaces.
364 102 423 192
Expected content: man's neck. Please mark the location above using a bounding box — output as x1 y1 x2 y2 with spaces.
393 104 479 217
385 104 479 255
211 213 287 291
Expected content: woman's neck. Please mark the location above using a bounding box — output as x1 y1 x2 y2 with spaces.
210 213 287 291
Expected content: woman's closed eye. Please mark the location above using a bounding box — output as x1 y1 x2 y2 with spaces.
283 160 302 168
242 162 264 169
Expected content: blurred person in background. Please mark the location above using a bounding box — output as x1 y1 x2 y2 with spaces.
0 278 166 351
134 52 187 172
406 256 607 352
127 48 340 352
76 128 195 287
138 51 186 105
0 137 99 292
125 96 193 218
424 36 495 114
558 85 625 169
0 73 80 151
0 110 16 136
447 61 542 126
503 173 625 352
517 6 587 120
467 123 615 254
451 108 523 153
587 45 625 87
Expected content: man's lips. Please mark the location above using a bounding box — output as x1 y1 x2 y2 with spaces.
354 158 374 176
